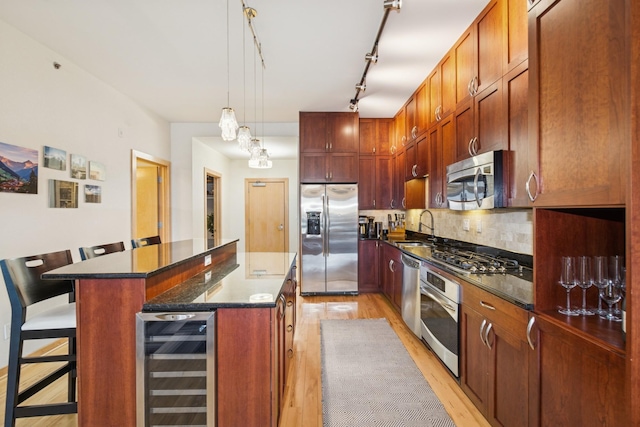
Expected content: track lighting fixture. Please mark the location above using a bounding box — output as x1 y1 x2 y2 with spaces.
365 52 378 63
349 0 401 113
383 0 402 10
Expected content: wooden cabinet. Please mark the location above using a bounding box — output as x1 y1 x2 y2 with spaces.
380 243 402 311
299 112 359 183
359 155 393 209
454 27 476 108
475 0 504 94
393 107 407 153
460 282 532 427
504 61 530 207
415 83 429 138
359 118 392 155
405 178 426 210
404 135 429 180
454 100 475 162
527 0 627 206
358 239 380 293
393 149 406 209
428 114 455 208
528 314 626 427
428 53 456 128
504 0 528 72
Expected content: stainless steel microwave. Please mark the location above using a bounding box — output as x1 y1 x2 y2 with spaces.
446 150 507 210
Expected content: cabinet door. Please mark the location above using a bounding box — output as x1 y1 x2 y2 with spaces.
416 83 429 138
392 152 405 209
328 153 358 183
415 135 429 178
428 115 455 208
428 68 441 128
300 153 327 183
455 27 476 108
390 246 403 311
528 0 626 206
299 112 328 152
375 156 393 209
328 113 359 153
440 53 456 119
475 0 504 93
380 244 395 306
531 314 627 427
486 319 530 427
505 62 530 207
358 240 380 293
454 100 475 162
404 141 416 181
394 108 407 152
460 305 490 411
405 178 425 210
376 119 393 156
358 156 375 209
473 79 505 156
405 95 417 142
359 119 376 155
504 0 528 71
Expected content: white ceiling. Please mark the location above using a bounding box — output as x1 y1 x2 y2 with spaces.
0 0 489 159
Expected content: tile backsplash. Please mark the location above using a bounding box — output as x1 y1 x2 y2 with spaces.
405 208 533 255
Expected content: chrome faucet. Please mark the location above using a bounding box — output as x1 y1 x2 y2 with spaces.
418 209 435 239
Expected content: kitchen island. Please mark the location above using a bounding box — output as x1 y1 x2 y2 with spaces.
43 239 297 427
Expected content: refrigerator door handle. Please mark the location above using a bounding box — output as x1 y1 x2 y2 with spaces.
325 195 330 256
322 194 328 256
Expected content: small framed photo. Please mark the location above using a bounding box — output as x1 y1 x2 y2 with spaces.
0 141 38 194
85 184 102 203
70 154 87 179
43 146 67 171
89 161 106 181
49 179 78 208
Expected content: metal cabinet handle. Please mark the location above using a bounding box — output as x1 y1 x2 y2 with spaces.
390 199 396 209
468 138 475 157
325 142 328 151
287 325 293 332
526 316 536 350
480 301 496 310
390 145 396 154
373 146 376 154
402 197 406 208
480 319 487 346
470 137 479 156
411 126 418 139
389 259 395 273
484 322 493 350
412 164 417 177
401 135 407 146
329 142 332 151
468 78 474 97
526 171 539 202
287 349 294 358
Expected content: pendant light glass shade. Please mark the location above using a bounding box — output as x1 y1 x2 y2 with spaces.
219 107 238 141
237 126 252 151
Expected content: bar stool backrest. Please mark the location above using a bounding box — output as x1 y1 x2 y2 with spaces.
132 235 161 248
1 250 74 309
79 241 125 260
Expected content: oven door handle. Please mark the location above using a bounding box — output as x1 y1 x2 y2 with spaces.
420 285 457 318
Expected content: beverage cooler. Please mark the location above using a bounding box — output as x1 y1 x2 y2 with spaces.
136 312 216 427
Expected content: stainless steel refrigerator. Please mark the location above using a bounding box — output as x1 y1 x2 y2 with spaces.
300 184 358 294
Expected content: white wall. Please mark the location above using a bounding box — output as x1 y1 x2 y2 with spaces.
0 19 171 367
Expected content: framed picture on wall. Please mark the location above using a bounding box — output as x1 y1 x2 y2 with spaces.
70 154 87 179
43 146 67 171
0 141 38 194
89 161 106 181
85 184 102 203
49 179 78 208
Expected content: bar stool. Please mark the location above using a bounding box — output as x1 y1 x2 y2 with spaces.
0 250 77 427
79 241 125 260
131 235 161 248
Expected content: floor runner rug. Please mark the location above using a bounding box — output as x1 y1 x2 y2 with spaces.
321 318 456 427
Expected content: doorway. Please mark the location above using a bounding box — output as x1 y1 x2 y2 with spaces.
131 150 170 243
245 178 289 253
205 169 221 248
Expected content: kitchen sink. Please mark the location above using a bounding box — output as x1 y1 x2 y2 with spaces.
395 241 432 249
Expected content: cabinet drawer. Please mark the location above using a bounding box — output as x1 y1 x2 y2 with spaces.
462 282 528 328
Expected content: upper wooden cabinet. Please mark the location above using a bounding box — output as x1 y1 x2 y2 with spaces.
428 114 455 208
404 135 429 181
358 155 393 209
393 108 407 153
299 112 359 154
504 0 528 72
454 27 476 108
300 112 359 183
527 0 627 206
359 118 393 155
428 53 456 128
475 0 504 94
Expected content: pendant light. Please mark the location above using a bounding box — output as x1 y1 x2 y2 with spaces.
218 0 238 141
248 24 271 170
237 8 252 151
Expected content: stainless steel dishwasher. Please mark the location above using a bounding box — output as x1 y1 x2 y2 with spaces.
401 253 421 336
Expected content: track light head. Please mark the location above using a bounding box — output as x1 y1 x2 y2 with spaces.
349 99 359 112
365 52 378 63
383 0 402 10
355 83 366 92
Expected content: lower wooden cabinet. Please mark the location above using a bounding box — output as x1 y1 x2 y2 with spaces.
528 314 627 427
358 239 380 292
380 243 402 311
460 282 532 427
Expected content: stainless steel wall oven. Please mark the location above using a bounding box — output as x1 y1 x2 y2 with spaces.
419 262 460 378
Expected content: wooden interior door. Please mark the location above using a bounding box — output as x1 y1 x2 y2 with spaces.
245 178 288 253
131 150 170 243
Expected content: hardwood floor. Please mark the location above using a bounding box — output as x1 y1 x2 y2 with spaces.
0 293 489 426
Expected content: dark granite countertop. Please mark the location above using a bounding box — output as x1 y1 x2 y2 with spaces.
383 237 534 310
43 239 238 280
143 252 297 311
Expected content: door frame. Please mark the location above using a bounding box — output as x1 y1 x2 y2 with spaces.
131 150 171 243
244 178 289 253
204 168 221 243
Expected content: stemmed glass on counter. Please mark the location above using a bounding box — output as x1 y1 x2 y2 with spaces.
593 256 608 316
558 256 580 316
576 256 595 315
600 256 624 322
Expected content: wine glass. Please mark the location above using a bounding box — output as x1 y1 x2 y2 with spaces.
558 256 579 316
609 256 624 316
593 256 608 316
576 256 594 315
599 256 623 321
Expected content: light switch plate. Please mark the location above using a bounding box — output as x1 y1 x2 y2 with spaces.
204 254 212 266
462 219 470 231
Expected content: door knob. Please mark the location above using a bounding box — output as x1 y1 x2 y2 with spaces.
278 224 284 230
